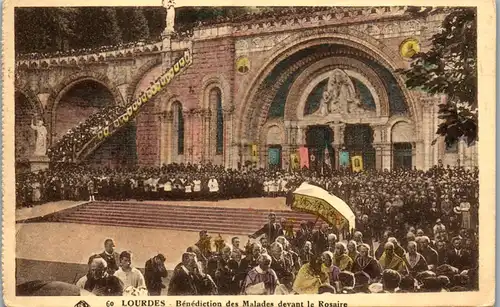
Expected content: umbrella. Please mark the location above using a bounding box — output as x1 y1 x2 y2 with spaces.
287 182 356 230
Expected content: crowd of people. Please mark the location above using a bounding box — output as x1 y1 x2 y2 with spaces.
16 160 479 295
30 208 477 296
17 162 478 238
46 105 127 162
165 212 478 295
16 39 162 61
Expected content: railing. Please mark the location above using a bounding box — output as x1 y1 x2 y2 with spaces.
51 49 192 163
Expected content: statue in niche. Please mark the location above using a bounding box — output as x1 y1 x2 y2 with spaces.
30 117 48 157
314 69 372 117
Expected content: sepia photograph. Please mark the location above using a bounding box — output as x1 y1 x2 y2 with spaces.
2 0 495 306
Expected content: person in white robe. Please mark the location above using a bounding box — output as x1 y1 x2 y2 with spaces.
114 251 146 290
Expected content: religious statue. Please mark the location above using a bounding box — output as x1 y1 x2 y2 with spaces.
30 118 48 157
314 69 371 117
162 0 176 35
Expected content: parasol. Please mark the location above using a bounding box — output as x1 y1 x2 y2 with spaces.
287 182 356 230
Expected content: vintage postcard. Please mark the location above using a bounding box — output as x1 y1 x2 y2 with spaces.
2 0 496 306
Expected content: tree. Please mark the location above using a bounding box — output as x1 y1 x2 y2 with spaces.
15 8 77 53
117 7 150 43
73 8 122 49
398 7 477 146
143 7 166 39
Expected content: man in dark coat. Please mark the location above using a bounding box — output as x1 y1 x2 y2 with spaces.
99 239 120 275
168 252 199 295
446 237 472 271
250 212 284 243
214 246 234 295
417 236 438 270
375 230 393 260
295 221 312 250
269 242 294 290
312 223 329 255
228 250 247 294
241 242 262 274
144 254 167 296
351 244 382 281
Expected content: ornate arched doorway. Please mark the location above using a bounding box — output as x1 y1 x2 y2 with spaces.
238 36 418 171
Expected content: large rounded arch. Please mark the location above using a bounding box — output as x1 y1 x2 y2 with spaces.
237 29 420 144
46 71 123 145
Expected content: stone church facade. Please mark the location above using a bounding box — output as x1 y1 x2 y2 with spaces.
15 7 478 171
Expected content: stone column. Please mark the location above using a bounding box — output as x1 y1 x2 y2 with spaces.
329 122 345 170
223 106 235 169
158 112 167 165
414 141 425 170
372 125 385 171
283 120 292 171
381 144 392 171
202 109 212 163
165 111 174 164
184 110 195 164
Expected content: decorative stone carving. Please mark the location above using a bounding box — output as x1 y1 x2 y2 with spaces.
382 22 399 35
366 24 381 35
311 69 376 117
235 40 249 51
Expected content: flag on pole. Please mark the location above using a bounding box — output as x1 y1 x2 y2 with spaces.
251 144 258 162
299 146 309 169
351 155 364 172
290 153 300 170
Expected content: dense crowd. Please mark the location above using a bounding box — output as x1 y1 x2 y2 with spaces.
17 162 478 237
16 38 161 61
25 209 477 296
16 162 479 295
47 105 127 162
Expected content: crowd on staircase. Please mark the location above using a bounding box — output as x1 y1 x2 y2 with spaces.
47 105 127 162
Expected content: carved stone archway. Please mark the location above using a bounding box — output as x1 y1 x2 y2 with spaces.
237 29 420 144
46 71 124 145
284 56 390 122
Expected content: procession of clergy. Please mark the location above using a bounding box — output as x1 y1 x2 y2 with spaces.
71 210 477 296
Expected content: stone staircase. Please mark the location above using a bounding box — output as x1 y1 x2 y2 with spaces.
49 49 192 163
46 201 319 235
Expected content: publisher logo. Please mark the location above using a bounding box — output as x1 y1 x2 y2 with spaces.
75 300 91 307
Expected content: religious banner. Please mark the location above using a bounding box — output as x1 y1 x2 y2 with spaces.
351 155 363 172
96 49 192 141
339 151 350 168
251 144 258 162
290 153 300 170
309 148 317 170
299 146 309 169
268 148 281 166
324 145 331 167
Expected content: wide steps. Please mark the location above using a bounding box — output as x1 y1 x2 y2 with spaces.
51 201 319 235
